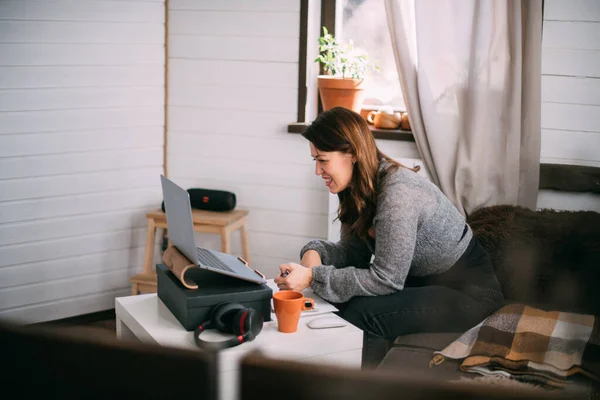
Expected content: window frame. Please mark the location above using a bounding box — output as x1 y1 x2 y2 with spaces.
294 0 335 125
289 0 413 140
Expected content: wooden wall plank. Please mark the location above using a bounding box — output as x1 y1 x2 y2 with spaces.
0 167 162 202
0 228 147 268
541 129 600 162
542 48 600 78
0 188 161 224
0 268 137 310
168 132 311 165
0 87 164 112
0 247 146 289
169 35 299 63
247 209 328 239
168 59 298 88
169 10 299 37
0 107 164 134
0 127 163 157
0 148 163 180
0 0 165 23
168 85 297 114
169 0 299 12
542 75 600 106
0 210 148 247
233 231 316 261
0 288 132 324
0 65 165 89
167 108 295 137
541 103 600 133
0 43 164 66
544 0 600 22
376 141 421 162
0 21 164 44
542 21 600 51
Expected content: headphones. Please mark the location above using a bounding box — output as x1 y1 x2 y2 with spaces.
194 302 263 351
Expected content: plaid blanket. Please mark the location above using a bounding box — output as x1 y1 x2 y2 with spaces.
431 304 600 389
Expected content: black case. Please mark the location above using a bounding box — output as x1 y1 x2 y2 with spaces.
156 264 272 331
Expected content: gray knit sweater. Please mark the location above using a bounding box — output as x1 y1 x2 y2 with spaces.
301 161 472 303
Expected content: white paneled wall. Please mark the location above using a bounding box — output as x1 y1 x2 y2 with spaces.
0 0 165 323
167 0 326 278
538 0 600 211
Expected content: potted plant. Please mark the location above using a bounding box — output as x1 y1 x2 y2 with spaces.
315 27 379 113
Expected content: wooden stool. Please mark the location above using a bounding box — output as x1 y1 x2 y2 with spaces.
129 208 250 295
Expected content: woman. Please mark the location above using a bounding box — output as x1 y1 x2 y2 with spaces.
274 107 504 367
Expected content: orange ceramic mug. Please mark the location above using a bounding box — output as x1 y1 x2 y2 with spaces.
273 291 315 333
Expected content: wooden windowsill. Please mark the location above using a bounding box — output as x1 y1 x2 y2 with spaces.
287 123 415 142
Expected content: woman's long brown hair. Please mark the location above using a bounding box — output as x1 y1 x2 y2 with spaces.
302 107 419 241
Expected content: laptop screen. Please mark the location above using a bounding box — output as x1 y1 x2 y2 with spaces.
160 175 199 265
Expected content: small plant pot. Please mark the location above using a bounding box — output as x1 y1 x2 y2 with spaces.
317 75 366 114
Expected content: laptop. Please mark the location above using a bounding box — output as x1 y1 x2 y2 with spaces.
160 175 266 284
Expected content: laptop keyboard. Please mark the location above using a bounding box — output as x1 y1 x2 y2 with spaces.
196 248 235 273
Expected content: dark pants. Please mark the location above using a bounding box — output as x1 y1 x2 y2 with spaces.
333 236 504 368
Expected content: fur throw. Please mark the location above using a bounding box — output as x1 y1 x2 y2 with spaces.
467 205 600 315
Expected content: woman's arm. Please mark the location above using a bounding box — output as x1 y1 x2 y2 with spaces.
299 223 372 269
310 181 420 303
274 224 372 292
300 249 322 268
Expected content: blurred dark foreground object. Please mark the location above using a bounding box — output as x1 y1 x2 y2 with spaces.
0 322 218 400
161 187 236 212
467 204 600 315
240 350 575 400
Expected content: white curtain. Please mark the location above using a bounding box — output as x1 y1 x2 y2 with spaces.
384 0 542 216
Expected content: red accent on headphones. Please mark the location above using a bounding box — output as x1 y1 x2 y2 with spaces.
239 310 248 335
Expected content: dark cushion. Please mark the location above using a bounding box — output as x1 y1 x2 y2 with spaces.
383 333 470 381
393 332 461 350
379 341 469 381
467 205 600 315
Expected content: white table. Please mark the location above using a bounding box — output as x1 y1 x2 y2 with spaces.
115 288 363 400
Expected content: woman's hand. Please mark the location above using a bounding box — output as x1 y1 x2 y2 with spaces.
274 262 313 292
300 249 322 268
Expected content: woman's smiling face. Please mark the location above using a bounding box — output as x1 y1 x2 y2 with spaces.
310 142 355 194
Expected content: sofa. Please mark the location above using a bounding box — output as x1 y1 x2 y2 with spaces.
377 204 600 399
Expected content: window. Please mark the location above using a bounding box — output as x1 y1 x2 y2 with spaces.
293 0 406 126
338 0 405 111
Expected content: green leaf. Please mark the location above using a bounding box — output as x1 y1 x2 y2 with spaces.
315 25 379 79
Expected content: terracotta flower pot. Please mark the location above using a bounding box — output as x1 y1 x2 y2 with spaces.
317 75 366 114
